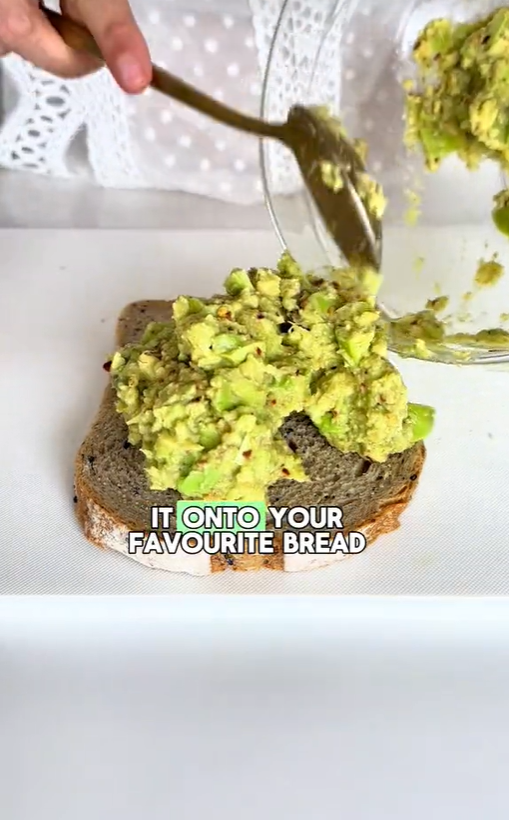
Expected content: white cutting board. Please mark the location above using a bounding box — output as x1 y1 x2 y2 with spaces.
2 228 509 595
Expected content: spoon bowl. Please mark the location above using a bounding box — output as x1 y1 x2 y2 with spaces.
285 105 382 270
41 3 381 271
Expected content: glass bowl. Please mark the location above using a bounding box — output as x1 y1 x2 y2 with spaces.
260 0 509 365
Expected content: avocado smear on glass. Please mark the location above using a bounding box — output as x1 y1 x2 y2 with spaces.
403 8 509 234
109 254 434 503
315 106 388 221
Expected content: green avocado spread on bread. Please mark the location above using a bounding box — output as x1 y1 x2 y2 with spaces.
109 254 434 503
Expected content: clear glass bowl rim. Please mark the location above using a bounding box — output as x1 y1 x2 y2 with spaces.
258 0 509 367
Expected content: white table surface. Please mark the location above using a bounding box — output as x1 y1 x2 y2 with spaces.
2 227 509 595
2 595 509 820
0 168 272 229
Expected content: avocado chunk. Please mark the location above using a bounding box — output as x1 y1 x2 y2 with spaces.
408 404 436 443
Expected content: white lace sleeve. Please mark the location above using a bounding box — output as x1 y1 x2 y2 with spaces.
0 0 340 204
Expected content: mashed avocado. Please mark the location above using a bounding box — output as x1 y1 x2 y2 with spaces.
392 257 507 361
404 9 509 232
314 106 388 221
110 254 434 503
389 307 509 361
474 256 505 287
320 159 387 219
426 296 449 313
320 161 344 193
389 310 447 361
404 11 509 170
356 172 387 220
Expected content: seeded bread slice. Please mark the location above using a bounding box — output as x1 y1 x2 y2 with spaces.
74 300 426 575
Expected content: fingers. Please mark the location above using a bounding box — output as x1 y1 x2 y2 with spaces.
0 0 98 78
63 0 152 93
0 0 152 92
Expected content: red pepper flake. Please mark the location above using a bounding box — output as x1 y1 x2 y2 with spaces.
243 450 252 459
282 468 290 477
255 347 262 356
270 399 277 406
103 361 112 372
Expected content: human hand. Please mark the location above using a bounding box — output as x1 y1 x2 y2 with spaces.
0 0 152 93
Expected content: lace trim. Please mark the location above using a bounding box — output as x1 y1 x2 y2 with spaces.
248 0 341 197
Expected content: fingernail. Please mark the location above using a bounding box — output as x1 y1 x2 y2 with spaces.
117 54 146 91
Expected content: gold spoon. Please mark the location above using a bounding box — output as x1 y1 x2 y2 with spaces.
41 3 382 270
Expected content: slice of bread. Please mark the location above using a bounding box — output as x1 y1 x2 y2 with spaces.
74 300 426 575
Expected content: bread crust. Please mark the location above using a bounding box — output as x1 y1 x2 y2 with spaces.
74 301 426 576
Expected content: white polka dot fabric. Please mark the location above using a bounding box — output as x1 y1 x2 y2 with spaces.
125 1 268 202
0 0 303 204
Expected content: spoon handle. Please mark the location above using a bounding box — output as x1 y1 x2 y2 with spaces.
41 4 283 140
